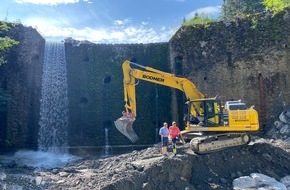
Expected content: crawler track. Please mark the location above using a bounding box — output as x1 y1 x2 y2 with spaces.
190 133 250 154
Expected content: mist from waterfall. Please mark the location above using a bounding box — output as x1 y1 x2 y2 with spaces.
38 42 69 154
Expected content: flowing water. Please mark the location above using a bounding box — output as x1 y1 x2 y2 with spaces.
103 128 112 157
1 42 78 169
38 42 69 153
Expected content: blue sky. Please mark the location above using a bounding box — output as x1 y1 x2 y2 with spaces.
0 0 223 43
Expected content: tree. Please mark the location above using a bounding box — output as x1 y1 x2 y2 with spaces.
221 0 265 20
0 21 18 111
0 21 19 66
182 13 216 26
263 0 290 14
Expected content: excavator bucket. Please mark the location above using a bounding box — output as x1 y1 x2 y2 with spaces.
114 118 139 143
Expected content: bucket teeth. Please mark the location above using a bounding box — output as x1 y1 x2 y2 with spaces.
114 118 139 143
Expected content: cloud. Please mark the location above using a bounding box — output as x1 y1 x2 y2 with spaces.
186 5 222 20
24 18 176 43
113 19 131 26
15 0 91 6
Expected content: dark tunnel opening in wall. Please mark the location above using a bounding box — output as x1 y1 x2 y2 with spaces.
103 75 112 84
103 73 112 130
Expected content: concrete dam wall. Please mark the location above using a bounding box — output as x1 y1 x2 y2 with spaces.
0 8 289 149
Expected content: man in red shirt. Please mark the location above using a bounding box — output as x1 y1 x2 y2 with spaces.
169 121 180 156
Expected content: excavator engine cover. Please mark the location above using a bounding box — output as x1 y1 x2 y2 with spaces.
114 118 139 142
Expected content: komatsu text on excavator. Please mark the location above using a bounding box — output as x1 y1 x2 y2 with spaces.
114 60 259 154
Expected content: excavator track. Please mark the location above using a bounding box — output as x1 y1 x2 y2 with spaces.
189 133 250 154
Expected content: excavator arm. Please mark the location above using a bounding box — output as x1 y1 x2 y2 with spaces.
115 60 206 142
122 60 205 118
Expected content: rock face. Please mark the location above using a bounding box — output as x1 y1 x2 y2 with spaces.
0 24 45 149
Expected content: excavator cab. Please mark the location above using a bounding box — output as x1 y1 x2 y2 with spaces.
185 99 223 127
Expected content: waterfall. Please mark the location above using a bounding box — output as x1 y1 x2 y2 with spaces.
38 42 69 154
3 41 78 169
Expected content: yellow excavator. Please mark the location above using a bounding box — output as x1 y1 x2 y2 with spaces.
114 60 259 154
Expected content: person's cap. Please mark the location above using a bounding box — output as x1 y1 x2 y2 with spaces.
172 121 176 124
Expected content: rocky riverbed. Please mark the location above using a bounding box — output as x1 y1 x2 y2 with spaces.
0 137 290 190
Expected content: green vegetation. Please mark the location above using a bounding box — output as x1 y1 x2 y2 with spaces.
221 0 290 20
263 0 290 14
181 0 289 27
221 0 265 20
0 21 19 66
0 21 18 111
182 13 216 27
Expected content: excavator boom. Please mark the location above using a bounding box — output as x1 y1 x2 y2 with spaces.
115 60 205 142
